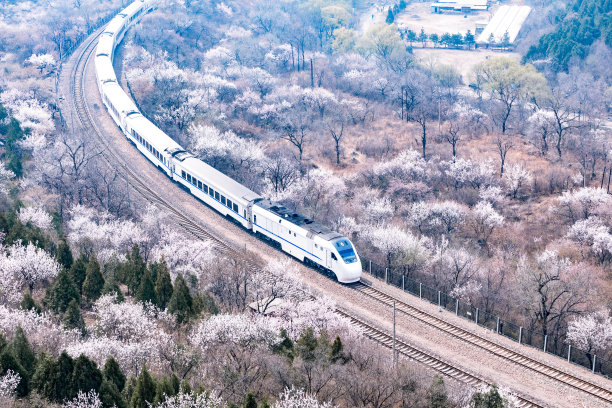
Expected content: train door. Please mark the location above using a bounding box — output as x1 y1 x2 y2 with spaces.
325 250 332 269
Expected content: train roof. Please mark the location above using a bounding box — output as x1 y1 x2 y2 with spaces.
126 114 184 152
104 15 126 36
96 34 115 57
101 82 138 114
122 1 146 18
179 156 262 203
95 56 117 83
255 199 342 241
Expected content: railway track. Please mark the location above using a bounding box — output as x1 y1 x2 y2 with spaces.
352 282 612 405
336 309 542 408
60 18 610 408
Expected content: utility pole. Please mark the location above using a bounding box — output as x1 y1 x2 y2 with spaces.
392 300 396 366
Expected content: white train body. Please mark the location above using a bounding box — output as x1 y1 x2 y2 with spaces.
94 0 361 283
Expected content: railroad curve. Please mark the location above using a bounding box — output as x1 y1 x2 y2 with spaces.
56 7 611 408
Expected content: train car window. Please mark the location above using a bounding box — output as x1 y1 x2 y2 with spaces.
209 188 214 197
187 174 192 183
331 253 338 261
181 170 186 179
203 184 208 194
254 215 257 223
234 204 239 212
227 199 233 209
221 196 226 205
197 181 202 189
214 191 219 201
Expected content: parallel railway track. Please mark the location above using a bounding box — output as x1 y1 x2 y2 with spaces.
351 283 612 405
60 20 610 408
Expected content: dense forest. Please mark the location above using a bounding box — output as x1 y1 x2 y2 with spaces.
524 0 612 70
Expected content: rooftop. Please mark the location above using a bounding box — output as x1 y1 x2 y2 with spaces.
257 199 342 241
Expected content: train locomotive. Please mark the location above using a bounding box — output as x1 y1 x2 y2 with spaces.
94 0 362 283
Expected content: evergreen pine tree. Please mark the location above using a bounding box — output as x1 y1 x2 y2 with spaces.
102 279 125 302
470 384 506 408
72 354 103 396
0 333 6 353
83 253 105 302
31 352 59 401
124 244 145 296
56 239 74 271
130 365 157 408
385 7 394 24
192 292 219 316
56 351 75 401
44 268 80 314
154 260 173 309
70 254 88 292
330 336 344 363
243 391 258 408
103 356 126 392
0 349 29 397
100 379 127 408
20 291 42 314
136 270 157 305
296 327 317 362
123 376 138 405
169 373 180 395
10 325 35 375
179 380 191 395
153 376 176 405
427 375 449 408
167 274 192 324
63 299 86 334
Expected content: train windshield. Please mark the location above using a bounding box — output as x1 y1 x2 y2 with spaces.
333 239 357 264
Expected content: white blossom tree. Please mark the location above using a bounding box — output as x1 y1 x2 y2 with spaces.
503 164 532 199
362 224 429 271
567 310 612 359
555 187 611 224
567 217 612 264
0 242 60 292
63 390 103 408
273 387 334 408
0 370 20 400
470 201 503 250
154 391 225 408
17 206 53 230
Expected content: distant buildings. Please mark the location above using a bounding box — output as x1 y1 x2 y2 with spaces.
431 0 490 13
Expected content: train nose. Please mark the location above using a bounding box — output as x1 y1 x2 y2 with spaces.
338 261 362 284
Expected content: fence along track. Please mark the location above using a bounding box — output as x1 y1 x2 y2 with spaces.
336 309 543 408
63 21 563 408
353 282 612 404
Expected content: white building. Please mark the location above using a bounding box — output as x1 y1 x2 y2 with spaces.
477 5 532 45
431 0 490 13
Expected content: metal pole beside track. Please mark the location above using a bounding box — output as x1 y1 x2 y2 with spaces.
593 355 596 372
543 335 547 352
568 345 571 362
393 300 396 367
519 327 523 344
402 275 405 291
385 268 388 283
455 299 459 315
419 283 422 299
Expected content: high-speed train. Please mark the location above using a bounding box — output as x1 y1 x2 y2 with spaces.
94 0 361 283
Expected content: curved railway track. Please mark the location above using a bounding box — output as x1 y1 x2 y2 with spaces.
60 19 610 408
